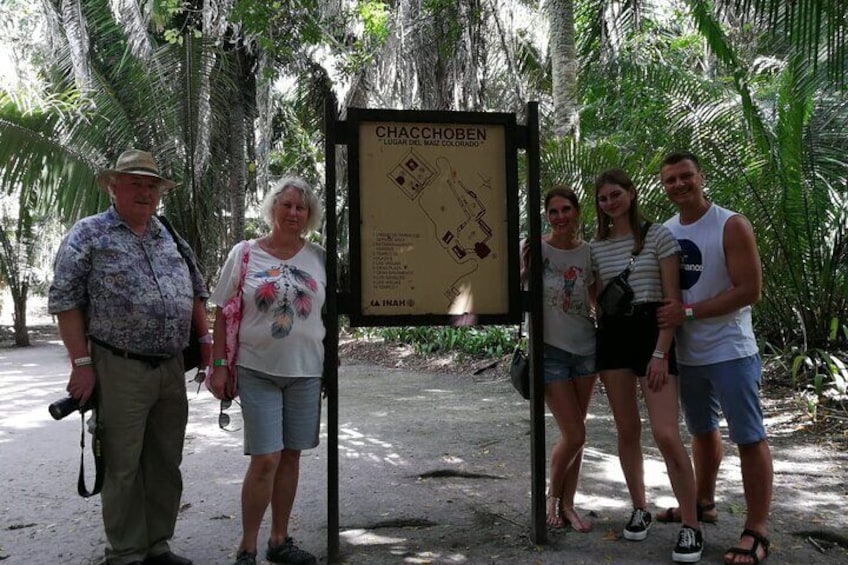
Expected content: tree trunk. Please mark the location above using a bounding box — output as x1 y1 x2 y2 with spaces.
227 51 247 242
12 285 30 347
548 0 579 138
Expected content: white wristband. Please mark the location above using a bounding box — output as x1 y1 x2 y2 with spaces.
73 356 93 367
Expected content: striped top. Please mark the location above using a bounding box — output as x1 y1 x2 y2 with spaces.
590 223 680 304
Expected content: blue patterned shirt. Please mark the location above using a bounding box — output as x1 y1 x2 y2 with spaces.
48 207 208 355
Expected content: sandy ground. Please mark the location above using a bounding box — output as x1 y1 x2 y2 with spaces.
1 317 847 564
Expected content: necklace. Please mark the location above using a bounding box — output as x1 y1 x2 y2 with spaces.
260 236 303 259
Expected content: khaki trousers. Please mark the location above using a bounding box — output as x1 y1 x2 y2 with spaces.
92 343 188 565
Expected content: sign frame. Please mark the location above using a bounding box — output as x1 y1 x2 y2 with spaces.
346 107 522 327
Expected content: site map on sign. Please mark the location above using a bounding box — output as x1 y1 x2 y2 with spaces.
359 121 509 317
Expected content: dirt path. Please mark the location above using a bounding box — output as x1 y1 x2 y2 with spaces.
1 333 847 564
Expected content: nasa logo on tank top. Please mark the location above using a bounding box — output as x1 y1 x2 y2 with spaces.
678 239 703 290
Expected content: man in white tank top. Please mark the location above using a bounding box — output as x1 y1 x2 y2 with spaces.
657 152 773 565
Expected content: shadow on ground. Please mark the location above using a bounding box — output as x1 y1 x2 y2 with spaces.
1 337 847 564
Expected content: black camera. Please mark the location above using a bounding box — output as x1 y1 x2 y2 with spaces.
49 396 93 420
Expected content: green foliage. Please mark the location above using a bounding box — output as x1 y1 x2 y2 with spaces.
369 325 515 359
232 0 323 68
357 1 390 45
789 336 848 423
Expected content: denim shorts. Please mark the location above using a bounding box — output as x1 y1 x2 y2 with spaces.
237 366 322 455
678 354 766 445
544 344 596 384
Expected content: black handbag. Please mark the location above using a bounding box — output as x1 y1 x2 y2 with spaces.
597 262 636 317
509 323 530 400
157 216 203 372
597 222 651 318
509 345 530 399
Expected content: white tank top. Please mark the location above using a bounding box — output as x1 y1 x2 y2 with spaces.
664 205 758 365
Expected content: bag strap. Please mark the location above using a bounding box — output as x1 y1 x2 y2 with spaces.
157 215 196 274
77 411 103 497
236 240 251 296
620 221 653 279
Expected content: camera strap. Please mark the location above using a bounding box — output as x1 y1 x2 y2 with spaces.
77 410 103 497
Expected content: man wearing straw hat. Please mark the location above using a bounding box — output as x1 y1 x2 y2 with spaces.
48 149 210 565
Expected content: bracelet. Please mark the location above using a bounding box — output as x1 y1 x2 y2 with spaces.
684 305 695 321
213 358 227 367
72 356 93 367
198 334 213 344
652 350 669 360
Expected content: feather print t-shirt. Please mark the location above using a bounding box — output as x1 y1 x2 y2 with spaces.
211 239 326 378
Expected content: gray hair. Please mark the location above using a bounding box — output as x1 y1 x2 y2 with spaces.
260 176 323 234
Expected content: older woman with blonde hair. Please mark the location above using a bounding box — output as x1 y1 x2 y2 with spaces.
209 176 325 565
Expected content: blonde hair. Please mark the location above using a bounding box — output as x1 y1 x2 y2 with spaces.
260 176 323 234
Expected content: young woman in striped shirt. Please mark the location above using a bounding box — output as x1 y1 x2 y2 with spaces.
590 169 703 563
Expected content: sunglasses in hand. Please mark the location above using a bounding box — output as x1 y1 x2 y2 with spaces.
189 370 206 396
218 398 241 431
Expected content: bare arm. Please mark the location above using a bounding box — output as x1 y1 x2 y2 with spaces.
519 239 530 286
192 297 212 370
646 253 680 390
57 309 95 405
693 215 761 317
657 215 761 327
208 306 236 400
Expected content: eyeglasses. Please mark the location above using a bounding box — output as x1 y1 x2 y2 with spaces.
189 370 206 396
218 398 241 432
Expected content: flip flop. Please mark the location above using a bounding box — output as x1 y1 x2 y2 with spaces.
724 528 770 564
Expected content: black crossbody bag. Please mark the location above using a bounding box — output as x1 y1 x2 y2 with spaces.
597 222 652 318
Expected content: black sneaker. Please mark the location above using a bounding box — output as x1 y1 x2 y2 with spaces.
233 550 256 565
266 537 317 565
672 525 704 563
623 508 653 541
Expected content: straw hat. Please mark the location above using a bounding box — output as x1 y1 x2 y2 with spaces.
96 149 176 191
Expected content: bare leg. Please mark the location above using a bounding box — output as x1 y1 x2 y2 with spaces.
640 375 698 529
545 379 588 527
238 452 282 553
268 449 302 546
658 429 722 522
600 370 645 510
692 430 722 505
725 440 772 564
561 376 596 532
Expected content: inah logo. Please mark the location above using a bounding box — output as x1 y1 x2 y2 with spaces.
382 299 411 307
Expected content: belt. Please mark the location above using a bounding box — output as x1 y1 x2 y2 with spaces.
89 336 174 367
